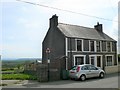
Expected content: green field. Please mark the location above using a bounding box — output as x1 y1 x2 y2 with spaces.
1 58 39 80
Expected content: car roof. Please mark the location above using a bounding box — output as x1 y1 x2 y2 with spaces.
76 64 92 66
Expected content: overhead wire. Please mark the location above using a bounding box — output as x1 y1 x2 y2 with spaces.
16 0 120 24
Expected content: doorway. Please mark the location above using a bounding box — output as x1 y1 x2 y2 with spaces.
89 55 102 68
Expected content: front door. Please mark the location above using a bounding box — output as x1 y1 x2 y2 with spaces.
89 55 102 68
90 56 95 65
97 56 102 68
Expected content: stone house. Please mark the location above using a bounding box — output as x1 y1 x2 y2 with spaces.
42 15 118 74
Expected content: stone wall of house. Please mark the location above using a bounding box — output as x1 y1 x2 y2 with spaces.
105 65 120 74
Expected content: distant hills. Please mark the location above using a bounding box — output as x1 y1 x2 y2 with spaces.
2 58 42 68
2 58 42 61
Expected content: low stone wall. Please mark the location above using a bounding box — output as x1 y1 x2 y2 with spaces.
24 57 67 82
36 64 48 82
105 65 120 74
24 70 37 75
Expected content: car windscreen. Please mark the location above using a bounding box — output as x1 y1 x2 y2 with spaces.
71 66 77 70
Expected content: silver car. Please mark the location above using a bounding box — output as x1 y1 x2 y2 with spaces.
69 64 105 81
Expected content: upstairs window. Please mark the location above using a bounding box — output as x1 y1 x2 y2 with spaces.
107 42 111 52
102 41 106 52
90 41 94 51
77 40 82 51
112 42 116 52
96 41 101 52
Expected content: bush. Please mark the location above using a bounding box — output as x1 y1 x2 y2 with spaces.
1 74 37 80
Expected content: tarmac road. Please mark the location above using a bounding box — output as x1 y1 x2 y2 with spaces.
1 73 119 88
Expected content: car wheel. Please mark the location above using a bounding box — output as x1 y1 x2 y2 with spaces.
99 72 104 78
80 75 86 81
70 78 74 80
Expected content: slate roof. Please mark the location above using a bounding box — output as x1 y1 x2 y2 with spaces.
57 23 115 41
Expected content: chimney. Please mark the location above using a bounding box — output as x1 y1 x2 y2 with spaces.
49 14 58 27
94 22 103 32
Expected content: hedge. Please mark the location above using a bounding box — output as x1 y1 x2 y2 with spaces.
1 74 37 80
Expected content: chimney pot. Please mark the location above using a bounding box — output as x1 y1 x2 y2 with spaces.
49 14 58 27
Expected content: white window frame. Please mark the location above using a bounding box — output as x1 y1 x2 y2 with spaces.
96 41 102 52
105 55 114 66
102 41 107 52
73 55 86 66
94 41 97 52
89 40 96 52
106 41 107 52
100 41 102 52
106 42 112 52
110 42 113 52
75 39 83 52
89 55 103 68
65 37 68 70
82 40 90 52
89 40 90 52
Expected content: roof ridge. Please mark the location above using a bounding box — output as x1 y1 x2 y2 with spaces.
58 22 94 30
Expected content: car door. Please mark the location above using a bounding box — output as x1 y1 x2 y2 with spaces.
89 65 99 77
81 65 91 78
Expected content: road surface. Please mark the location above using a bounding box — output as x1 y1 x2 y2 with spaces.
2 73 119 88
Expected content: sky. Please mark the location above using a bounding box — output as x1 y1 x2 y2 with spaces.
1 0 119 59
